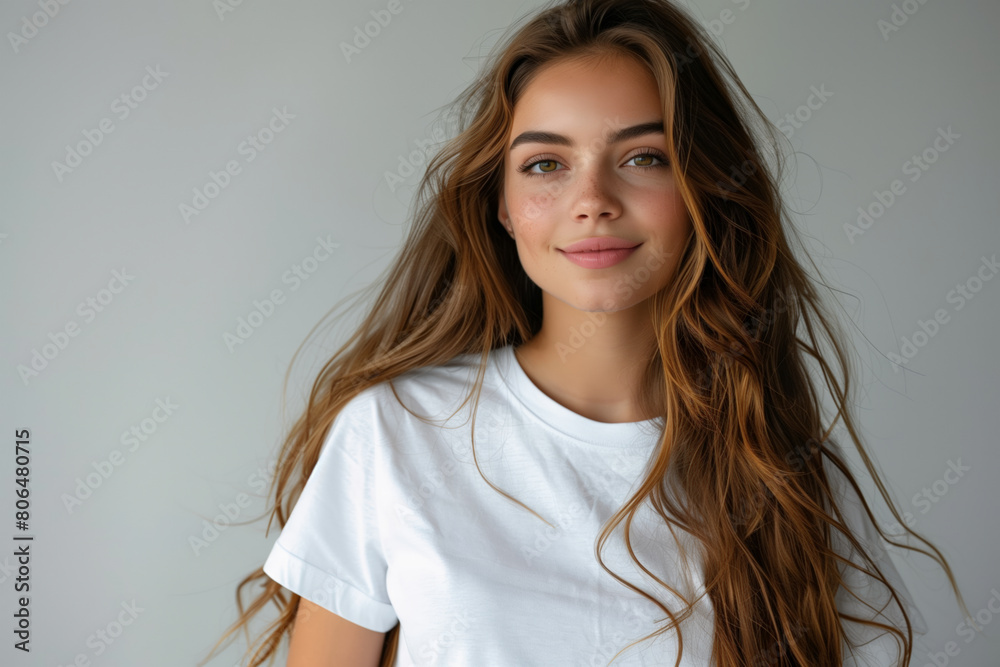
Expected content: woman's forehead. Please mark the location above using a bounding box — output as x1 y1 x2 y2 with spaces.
508 56 663 145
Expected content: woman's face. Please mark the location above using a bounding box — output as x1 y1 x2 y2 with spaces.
499 53 691 313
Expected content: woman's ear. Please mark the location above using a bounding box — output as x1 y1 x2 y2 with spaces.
497 195 513 237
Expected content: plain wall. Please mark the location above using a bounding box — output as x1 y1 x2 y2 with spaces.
1 0 997 665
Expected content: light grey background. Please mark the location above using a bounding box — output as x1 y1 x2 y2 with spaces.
2 0 998 665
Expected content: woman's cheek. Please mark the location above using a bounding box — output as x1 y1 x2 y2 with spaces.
514 190 559 223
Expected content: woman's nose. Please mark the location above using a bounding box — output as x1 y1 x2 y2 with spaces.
569 162 622 222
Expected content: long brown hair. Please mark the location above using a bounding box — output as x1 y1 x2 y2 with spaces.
201 1 970 665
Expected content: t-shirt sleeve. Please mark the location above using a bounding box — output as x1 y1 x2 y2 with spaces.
262 390 398 632
822 440 929 666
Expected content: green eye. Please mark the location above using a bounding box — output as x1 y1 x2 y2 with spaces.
517 151 668 178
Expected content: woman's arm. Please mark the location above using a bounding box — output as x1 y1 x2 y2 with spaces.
287 597 387 667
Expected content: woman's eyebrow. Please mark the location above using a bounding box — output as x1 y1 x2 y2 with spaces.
508 120 664 152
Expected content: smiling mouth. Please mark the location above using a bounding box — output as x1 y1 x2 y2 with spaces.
559 237 643 253
558 244 641 268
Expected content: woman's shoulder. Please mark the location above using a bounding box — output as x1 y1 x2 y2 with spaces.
321 349 504 469
339 348 501 426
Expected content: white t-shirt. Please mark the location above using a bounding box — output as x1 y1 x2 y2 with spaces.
263 343 927 666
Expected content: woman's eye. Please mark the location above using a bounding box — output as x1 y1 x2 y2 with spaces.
519 159 562 176
517 151 668 177
534 160 561 173
626 152 668 168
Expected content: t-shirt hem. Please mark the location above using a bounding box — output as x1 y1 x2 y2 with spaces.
263 540 398 633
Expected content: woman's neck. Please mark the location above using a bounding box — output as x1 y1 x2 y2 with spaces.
514 302 658 423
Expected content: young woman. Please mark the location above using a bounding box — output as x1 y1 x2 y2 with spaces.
204 1 969 665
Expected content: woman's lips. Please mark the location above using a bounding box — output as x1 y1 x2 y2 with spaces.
558 244 640 268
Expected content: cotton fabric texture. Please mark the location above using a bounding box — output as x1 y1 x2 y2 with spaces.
263 344 927 666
